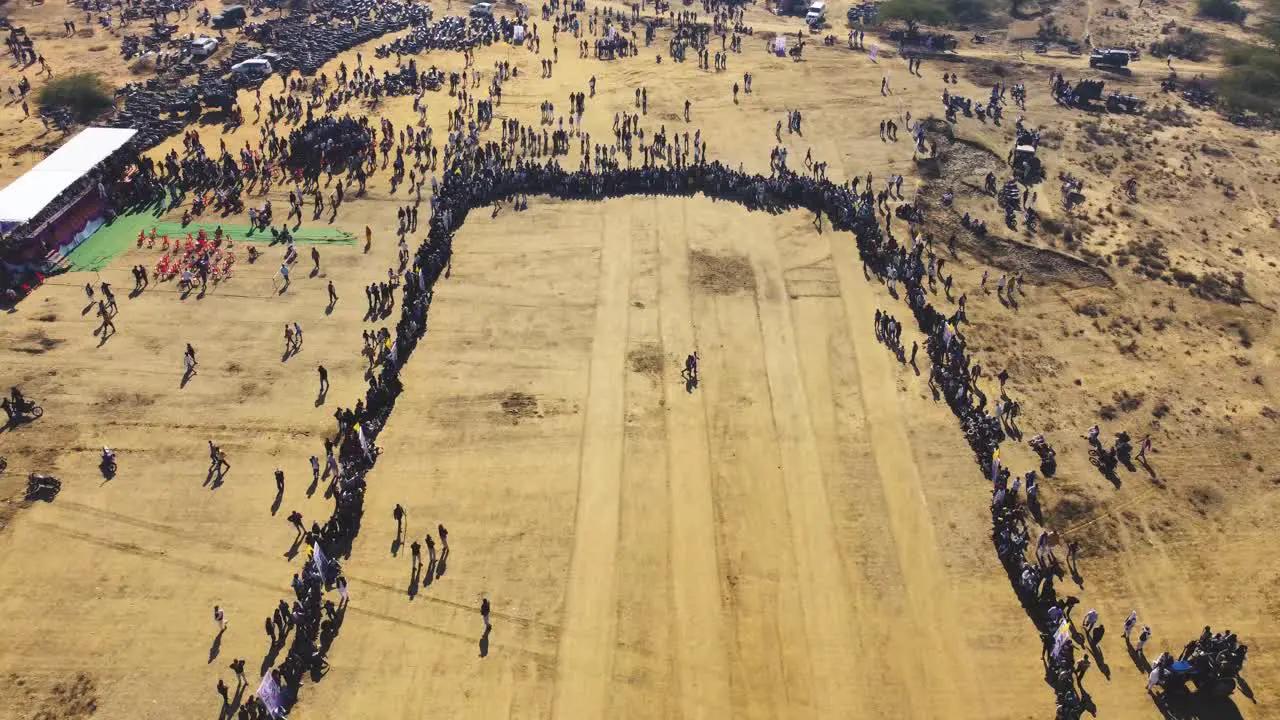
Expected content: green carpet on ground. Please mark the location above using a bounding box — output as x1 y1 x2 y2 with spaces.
64 214 355 273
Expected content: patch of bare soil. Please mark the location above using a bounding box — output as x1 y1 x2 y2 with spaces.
628 343 664 379
500 392 539 422
0 672 98 720
918 124 1115 288
13 330 64 355
690 250 755 295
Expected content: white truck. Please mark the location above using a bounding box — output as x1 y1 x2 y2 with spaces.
804 1 826 26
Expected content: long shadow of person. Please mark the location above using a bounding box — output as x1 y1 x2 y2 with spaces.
270 488 283 516
479 626 491 658
1238 676 1256 703
1140 458 1161 485
208 628 225 664
422 556 436 588
285 532 305 560
1088 642 1112 681
1127 641 1151 674
223 680 246 720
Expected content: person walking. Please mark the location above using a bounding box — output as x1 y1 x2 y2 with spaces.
1138 434 1153 462
1137 625 1151 653
1124 610 1139 643
1082 608 1099 639
184 343 198 380
327 280 338 306
214 605 228 632
101 282 117 314
1074 654 1090 690
229 658 246 685
480 597 491 630
208 440 230 476
97 301 115 338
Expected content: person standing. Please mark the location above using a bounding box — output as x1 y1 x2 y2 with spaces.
1082 608 1099 637
1138 434 1153 462
274 469 285 496
97 301 115 338
101 282 117 314
1074 655 1090 690
318 364 329 397
214 605 228 631
1124 610 1139 643
480 597 491 630
184 343 198 379
1137 625 1151 653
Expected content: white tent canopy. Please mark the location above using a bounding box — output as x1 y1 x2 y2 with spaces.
0 127 137 227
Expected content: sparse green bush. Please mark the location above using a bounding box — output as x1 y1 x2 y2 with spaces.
1219 42 1280 115
1149 27 1211 61
35 72 112 123
881 0 992 26
1197 0 1248 23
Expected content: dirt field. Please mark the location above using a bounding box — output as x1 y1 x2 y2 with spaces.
1 0 1279 718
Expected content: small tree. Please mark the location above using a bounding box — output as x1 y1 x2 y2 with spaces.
882 0 950 25
35 72 113 123
1197 0 1248 23
881 0 991 26
1219 43 1280 114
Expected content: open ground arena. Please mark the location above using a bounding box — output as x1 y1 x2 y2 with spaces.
1 0 1279 718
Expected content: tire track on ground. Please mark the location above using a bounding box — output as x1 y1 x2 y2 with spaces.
828 232 984 714
551 210 633 720
656 214 732 720
746 229 867 717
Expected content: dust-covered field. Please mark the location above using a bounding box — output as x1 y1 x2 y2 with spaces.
1 0 1278 718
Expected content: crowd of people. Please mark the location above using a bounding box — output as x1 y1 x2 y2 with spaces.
0 0 1252 713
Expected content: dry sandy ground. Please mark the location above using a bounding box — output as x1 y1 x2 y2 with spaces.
1 0 1279 718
